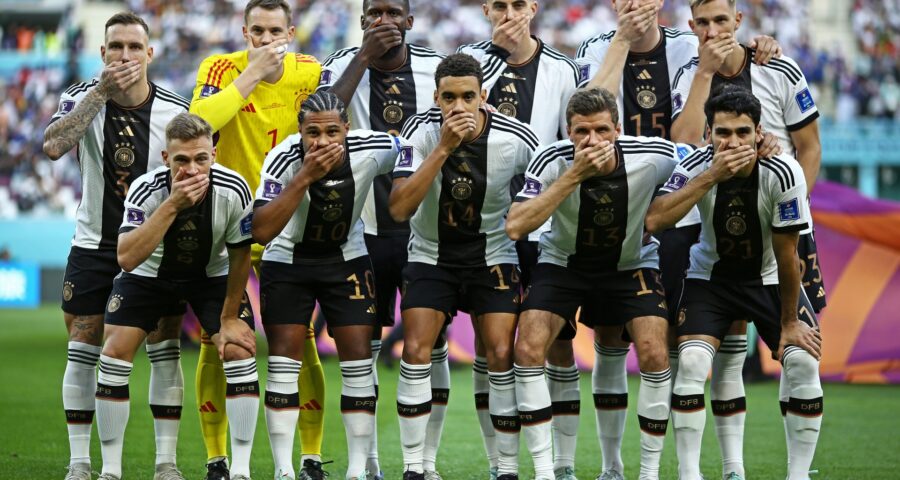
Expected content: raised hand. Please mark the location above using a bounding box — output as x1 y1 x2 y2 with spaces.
709 140 754 183
97 59 143 98
698 32 735 74
358 17 403 63
615 0 658 44
246 38 289 80
756 130 783 159
298 141 344 183
570 137 615 181
749 35 782 65
777 320 822 361
439 110 477 152
491 11 531 55
168 167 210 211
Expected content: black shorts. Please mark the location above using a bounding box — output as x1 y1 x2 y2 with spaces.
676 278 818 352
515 240 540 292
657 224 701 320
400 262 520 318
260 256 378 328
62 246 121 316
522 264 668 340
365 233 408 327
104 273 251 335
798 231 827 313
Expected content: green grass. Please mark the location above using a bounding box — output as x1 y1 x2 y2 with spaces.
1 306 898 479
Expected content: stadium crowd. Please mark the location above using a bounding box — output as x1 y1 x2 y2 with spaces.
0 0 896 216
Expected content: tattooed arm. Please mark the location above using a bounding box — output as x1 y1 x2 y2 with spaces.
43 59 141 160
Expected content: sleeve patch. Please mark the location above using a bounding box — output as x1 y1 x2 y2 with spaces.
663 173 689 192
58 100 75 115
676 145 691 160
240 213 253 235
319 70 333 85
673 92 684 111
398 146 413 167
523 178 542 196
578 63 591 83
795 88 815 113
126 208 145 225
262 179 283 199
778 198 801 221
200 85 220 98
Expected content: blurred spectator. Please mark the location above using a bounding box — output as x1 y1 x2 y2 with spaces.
1 0 898 217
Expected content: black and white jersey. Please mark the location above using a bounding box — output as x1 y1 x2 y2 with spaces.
119 163 254 279
50 81 189 250
671 48 820 234
576 26 700 227
459 38 582 144
395 107 540 268
459 38 582 241
256 130 408 265
319 44 445 236
516 136 694 271
659 145 809 285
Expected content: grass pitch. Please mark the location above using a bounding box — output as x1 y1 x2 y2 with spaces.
1 306 898 479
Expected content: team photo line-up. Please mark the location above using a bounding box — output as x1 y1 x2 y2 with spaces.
48 0 825 479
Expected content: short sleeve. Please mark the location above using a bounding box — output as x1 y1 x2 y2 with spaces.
779 57 819 131
392 126 432 179
769 160 810 233
119 174 159 234
670 58 699 120
254 136 300 207
574 36 610 84
514 145 563 202
658 146 710 195
226 189 254 249
377 134 413 175
655 143 696 185
49 85 85 124
317 49 352 92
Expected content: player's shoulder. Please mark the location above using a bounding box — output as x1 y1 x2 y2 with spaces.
211 164 253 206
62 78 100 99
199 50 244 69
528 139 574 176
456 40 491 56
347 129 396 154
618 135 676 157
540 42 580 74
263 133 304 177
400 106 443 138
663 27 699 63
152 83 190 111
292 52 319 65
128 166 170 206
409 43 446 59
490 111 541 149
322 46 360 68
748 48 805 85
576 30 616 58
678 143 713 173
759 154 802 192
662 26 697 42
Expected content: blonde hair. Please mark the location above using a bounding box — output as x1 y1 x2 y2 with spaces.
689 0 736 9
165 113 213 145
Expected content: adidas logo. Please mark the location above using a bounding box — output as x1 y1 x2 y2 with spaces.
501 83 517 94
118 126 135 136
326 190 341 201
598 193 613 204
385 84 401 95
180 220 197 231
299 399 323 411
638 69 652 80
457 161 471 173
241 103 257 113
658 300 667 309
729 197 744 207
817 287 826 298
367 305 377 314
199 401 218 413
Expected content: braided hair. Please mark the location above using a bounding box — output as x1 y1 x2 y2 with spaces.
298 91 349 125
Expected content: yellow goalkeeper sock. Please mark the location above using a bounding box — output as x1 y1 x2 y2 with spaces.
298 326 325 459
197 331 229 460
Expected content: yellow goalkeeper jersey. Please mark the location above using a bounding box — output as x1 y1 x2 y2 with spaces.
190 50 321 192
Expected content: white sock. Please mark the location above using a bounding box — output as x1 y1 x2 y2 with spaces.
368 340 382 476
96 355 132 479
489 369 519 476
341 359 377 479
671 340 715 480
147 339 183 466
265 356 302 478
782 347 823 480
547 363 580 473
780 371 792 470
593 343 628 473
473 356 498 470
515 365 553 479
637 368 672 480
63 341 100 466
711 335 747 477
425 343 450 472
397 360 431 474
669 348 680 384
224 358 260 478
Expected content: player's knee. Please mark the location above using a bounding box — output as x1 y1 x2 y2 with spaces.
783 350 820 385
67 314 104 345
678 343 715 382
149 315 183 342
635 337 668 371
486 341 513 367
222 343 254 362
401 339 432 364
514 337 546 366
